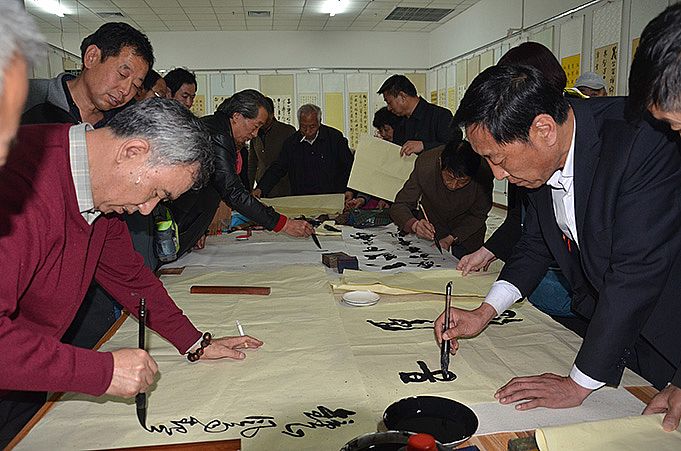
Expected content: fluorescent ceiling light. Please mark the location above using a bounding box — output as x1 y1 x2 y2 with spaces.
323 0 348 17
30 0 69 17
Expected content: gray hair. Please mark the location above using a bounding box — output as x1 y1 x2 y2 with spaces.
298 104 322 124
0 1 45 90
107 98 214 188
217 89 271 118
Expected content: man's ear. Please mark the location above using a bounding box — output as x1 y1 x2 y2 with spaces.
114 139 151 164
531 113 558 147
82 45 102 69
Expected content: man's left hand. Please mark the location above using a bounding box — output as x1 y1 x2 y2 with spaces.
495 373 593 410
643 384 681 431
400 140 425 156
201 335 264 360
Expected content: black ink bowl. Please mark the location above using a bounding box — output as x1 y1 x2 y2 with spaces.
340 431 448 451
383 396 478 446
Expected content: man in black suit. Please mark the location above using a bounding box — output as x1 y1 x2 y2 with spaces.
434 65 681 426
627 3 681 431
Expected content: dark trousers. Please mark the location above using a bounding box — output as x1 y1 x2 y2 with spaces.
0 391 47 448
168 185 221 260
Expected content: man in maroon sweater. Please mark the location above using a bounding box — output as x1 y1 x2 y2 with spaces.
0 98 262 446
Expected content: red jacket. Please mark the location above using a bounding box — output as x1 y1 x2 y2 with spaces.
0 124 201 396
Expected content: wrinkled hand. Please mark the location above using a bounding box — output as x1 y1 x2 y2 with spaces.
457 246 497 276
282 218 314 237
376 200 390 209
495 373 593 410
439 235 455 251
411 219 436 241
400 140 425 157
434 303 497 355
345 197 365 211
106 348 158 398
252 188 262 198
201 335 264 360
643 384 681 431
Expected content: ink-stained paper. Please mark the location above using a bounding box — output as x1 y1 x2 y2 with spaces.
163 231 349 271
259 193 345 218
18 264 653 450
346 135 417 203
17 266 376 450
341 225 458 273
535 414 681 450
338 297 650 421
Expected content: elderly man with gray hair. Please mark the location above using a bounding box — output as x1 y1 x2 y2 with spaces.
254 103 354 197
0 98 263 447
169 89 313 257
0 0 43 165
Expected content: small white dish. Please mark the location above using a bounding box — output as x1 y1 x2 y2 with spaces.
342 290 380 307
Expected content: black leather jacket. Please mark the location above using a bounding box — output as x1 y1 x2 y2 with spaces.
202 112 285 231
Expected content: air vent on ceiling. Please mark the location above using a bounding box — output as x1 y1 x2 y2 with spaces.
247 10 271 18
385 7 454 22
97 11 126 19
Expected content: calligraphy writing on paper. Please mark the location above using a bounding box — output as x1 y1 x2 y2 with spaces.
399 360 456 384
144 405 357 440
144 415 277 438
366 318 433 332
281 405 357 438
489 310 522 326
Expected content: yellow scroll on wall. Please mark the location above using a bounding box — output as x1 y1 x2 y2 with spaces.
562 54 581 88
324 92 345 133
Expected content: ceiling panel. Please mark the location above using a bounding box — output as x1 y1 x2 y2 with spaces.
26 0 481 33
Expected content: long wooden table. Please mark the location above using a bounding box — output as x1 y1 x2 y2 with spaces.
8 290 658 451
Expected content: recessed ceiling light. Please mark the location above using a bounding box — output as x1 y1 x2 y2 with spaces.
29 0 69 18
323 0 348 17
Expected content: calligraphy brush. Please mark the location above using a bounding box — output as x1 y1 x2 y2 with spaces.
311 232 322 249
440 281 452 376
136 298 147 429
419 203 443 254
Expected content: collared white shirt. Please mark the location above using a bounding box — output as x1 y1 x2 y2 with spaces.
484 117 604 390
300 129 319 145
69 123 101 224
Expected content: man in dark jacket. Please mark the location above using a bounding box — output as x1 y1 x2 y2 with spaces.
254 104 354 197
248 97 296 197
436 65 681 424
378 74 461 156
169 89 312 257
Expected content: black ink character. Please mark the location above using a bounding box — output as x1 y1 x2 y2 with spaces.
281 406 357 438
367 318 433 331
399 360 456 384
382 262 406 270
489 310 523 326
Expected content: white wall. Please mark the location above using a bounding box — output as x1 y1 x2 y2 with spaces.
429 0 523 67
43 30 430 71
